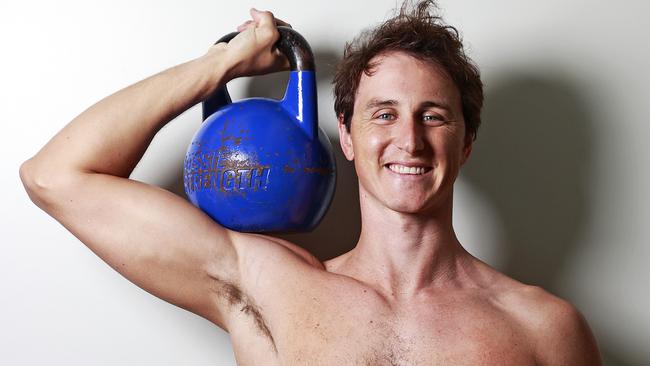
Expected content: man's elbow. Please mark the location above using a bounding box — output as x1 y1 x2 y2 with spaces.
19 157 72 209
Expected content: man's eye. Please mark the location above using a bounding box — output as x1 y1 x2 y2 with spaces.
423 114 444 123
377 113 395 120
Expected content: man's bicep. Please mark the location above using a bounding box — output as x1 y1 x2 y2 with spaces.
48 173 241 328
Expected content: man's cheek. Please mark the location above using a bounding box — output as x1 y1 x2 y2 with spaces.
365 133 386 153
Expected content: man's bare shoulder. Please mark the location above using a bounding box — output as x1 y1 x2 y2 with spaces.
233 233 325 270
485 271 602 365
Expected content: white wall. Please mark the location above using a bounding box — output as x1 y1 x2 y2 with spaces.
2 1 648 365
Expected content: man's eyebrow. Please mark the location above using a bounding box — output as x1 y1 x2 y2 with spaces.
364 99 398 110
364 98 452 111
420 100 451 111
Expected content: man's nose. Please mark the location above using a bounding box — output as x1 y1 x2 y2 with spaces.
394 116 425 154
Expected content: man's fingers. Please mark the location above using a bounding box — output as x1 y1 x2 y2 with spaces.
218 8 293 77
236 20 254 32
249 8 291 28
250 8 275 28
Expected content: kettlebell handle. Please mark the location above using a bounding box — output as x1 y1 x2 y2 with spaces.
202 26 315 121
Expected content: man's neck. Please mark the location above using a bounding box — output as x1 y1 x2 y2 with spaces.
336 186 477 300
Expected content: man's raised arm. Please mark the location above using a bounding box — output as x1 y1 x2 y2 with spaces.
19 9 292 331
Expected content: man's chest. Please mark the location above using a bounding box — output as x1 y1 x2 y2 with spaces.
228 288 536 365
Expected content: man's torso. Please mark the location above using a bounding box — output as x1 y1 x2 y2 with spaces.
223 246 542 366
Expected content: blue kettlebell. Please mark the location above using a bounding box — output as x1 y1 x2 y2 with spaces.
184 27 336 233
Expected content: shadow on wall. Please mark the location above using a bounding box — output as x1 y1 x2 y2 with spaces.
463 71 639 366
463 71 594 292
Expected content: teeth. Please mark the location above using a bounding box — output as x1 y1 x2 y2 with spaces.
387 164 427 175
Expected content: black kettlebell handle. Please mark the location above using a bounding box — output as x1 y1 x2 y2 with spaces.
202 26 315 121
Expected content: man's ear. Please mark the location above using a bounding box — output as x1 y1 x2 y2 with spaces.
337 114 354 161
460 134 473 166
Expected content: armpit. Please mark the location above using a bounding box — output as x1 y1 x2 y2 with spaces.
209 274 277 353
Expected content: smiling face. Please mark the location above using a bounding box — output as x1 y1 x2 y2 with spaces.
338 51 472 215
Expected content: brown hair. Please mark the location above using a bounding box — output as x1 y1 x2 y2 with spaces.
333 0 483 141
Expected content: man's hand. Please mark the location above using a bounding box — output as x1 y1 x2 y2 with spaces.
214 8 292 81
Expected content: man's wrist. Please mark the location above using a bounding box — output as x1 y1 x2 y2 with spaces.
197 43 234 101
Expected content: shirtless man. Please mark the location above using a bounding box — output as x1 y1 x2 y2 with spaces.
20 2 602 365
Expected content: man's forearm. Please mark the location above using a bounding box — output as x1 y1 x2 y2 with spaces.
23 46 229 181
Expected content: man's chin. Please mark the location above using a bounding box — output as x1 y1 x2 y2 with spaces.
385 198 438 216
386 186 457 214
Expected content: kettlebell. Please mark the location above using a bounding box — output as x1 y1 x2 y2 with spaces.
184 26 336 233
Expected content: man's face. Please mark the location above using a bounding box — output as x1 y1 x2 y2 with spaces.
338 51 472 214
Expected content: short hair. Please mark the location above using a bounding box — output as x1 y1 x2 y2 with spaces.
333 0 484 141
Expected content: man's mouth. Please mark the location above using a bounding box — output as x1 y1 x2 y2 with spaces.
385 163 432 175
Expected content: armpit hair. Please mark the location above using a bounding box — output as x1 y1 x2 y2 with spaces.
208 274 277 353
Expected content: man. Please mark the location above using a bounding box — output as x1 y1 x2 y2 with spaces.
20 1 601 364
